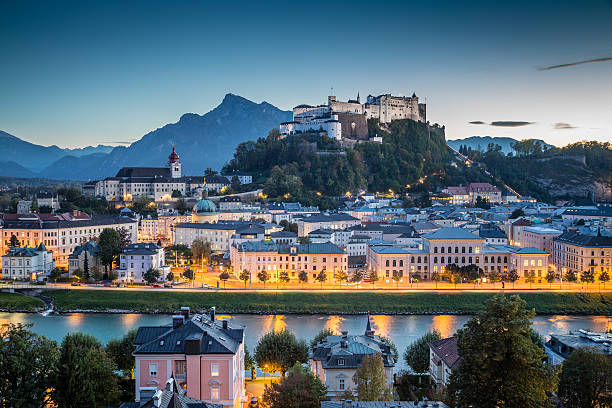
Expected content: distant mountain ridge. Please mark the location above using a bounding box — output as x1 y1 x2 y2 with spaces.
0 94 291 180
447 136 554 155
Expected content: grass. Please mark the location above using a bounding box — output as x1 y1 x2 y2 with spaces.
0 293 45 311
42 290 612 315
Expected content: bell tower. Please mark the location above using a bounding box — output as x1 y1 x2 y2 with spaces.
167 145 181 178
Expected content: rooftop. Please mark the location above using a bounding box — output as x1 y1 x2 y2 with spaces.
423 227 481 240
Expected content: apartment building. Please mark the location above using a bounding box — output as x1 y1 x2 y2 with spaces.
553 232 612 278
297 213 360 237
1 242 54 281
117 243 170 283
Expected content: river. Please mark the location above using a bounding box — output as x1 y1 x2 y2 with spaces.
1 312 610 370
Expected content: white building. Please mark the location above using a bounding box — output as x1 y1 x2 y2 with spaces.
117 243 169 283
2 242 55 281
297 213 360 237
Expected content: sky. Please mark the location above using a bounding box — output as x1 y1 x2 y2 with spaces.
1 0 611 148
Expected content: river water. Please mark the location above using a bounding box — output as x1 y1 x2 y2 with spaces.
1 313 610 370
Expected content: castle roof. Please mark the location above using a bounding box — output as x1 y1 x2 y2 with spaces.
168 146 180 164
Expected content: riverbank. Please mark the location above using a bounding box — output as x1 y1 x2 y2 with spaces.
0 293 45 312
37 290 612 315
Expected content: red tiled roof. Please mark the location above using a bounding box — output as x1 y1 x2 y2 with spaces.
429 337 460 368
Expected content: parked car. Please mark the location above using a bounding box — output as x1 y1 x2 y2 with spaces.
152 283 163 288
71 282 81 286
116 283 125 287
103 282 113 287
201 283 210 288
163 283 173 288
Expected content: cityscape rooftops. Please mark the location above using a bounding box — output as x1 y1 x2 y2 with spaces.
423 227 481 240
429 337 460 369
301 213 359 223
553 231 612 247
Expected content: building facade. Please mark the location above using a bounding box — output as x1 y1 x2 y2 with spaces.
552 232 612 279
117 243 170 283
1 242 54 281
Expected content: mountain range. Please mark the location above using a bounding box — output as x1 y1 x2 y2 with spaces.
0 94 291 180
447 136 554 155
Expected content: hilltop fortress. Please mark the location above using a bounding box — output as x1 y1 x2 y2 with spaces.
280 93 427 140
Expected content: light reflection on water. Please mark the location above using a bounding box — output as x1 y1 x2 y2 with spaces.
0 312 609 370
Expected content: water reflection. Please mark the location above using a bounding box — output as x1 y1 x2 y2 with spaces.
324 315 344 334
431 315 464 338
372 315 392 337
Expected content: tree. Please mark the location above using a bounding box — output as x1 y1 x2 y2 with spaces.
546 270 558 288
525 270 536 288
38 205 53 213
49 267 63 283
581 270 595 285
367 270 379 288
171 189 182 198
254 329 308 376
191 238 212 266
174 198 188 214
0 323 59 408
558 348 612 408
91 265 103 281
83 252 90 281
392 270 402 288
334 269 348 286
258 270 270 288
488 270 501 286
351 269 364 283
52 332 120 408
353 353 393 401
239 269 251 288
117 227 132 249
298 270 308 284
445 264 461 288
599 271 610 288
508 269 520 288
565 270 578 283
261 363 327 408
31 197 39 212
204 168 218 177
9 234 20 247
315 269 327 287
474 196 491 209
510 208 525 219
431 270 441 288
182 268 194 280
98 228 122 272
447 295 556 408
310 328 335 349
403 330 442 374
143 267 160 284
105 329 137 378
165 271 174 282
245 346 256 379
219 271 230 288
279 270 290 285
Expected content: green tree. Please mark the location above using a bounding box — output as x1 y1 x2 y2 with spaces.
98 228 122 272
431 270 441 288
0 323 59 408
474 196 491 209
508 269 520 288
599 271 610 288
73 268 84 281
182 269 194 280
261 363 327 408
258 270 270 288
254 329 308 376
315 269 327 287
52 332 120 408
351 269 364 283
166 271 174 282
403 330 442 374
105 329 137 378
49 267 63 282
546 270 558 288
9 234 20 247
83 252 90 280
510 208 525 219
525 270 536 288
488 270 501 286
392 270 403 288
447 295 556 408
367 270 379 288
581 270 595 285
310 328 335 349
245 346 256 379
298 270 308 284
334 269 348 286
565 270 578 283
353 353 393 401
191 238 212 266
279 270 290 285
143 267 160 284
239 269 251 288
174 198 188 214
558 348 612 408
91 265 103 281
117 227 132 249
31 197 39 212
219 271 230 288
171 189 182 198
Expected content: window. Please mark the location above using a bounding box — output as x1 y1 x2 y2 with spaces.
338 358 345 366
175 360 186 378
149 363 157 377
210 387 220 400
211 363 220 377
338 378 345 390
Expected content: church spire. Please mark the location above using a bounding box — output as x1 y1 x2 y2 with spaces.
357 92 360 103
365 314 374 336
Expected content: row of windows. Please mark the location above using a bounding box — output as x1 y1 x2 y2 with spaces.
433 246 477 254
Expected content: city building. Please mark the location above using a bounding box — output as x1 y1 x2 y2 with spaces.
230 241 347 282
552 232 612 278
117 243 170 283
191 199 220 224
221 172 252 185
545 330 612 365
173 222 282 253
521 226 563 256
443 183 502 205
218 196 242 211
0 212 137 267
68 240 101 277
133 308 245 408
310 317 396 400
478 223 508 245
270 230 298 245
1 242 54 281
429 337 459 388
298 213 360 237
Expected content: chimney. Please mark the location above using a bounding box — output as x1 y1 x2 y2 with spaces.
341 330 348 338
180 306 190 319
222 320 228 330
172 315 184 329
210 306 216 321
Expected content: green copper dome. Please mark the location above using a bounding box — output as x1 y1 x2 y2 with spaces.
193 199 217 213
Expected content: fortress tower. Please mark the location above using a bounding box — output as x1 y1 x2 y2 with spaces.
167 146 182 178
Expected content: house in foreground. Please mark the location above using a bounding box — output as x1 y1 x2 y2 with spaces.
1 242 54 281
428 337 459 388
120 375 221 408
544 330 612 365
310 317 396 400
117 243 170 283
133 307 245 408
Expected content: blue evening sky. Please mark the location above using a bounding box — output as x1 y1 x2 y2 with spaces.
1 0 611 148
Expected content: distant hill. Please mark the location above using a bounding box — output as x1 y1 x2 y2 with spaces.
41 93 292 180
63 145 114 157
447 136 554 155
0 161 38 178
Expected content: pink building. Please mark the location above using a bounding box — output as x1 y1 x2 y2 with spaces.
133 307 245 408
521 226 563 257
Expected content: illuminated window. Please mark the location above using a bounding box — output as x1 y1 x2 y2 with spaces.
211 387 220 400
211 363 220 377
149 363 157 377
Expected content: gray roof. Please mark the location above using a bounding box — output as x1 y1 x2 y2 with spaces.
554 232 612 248
270 231 297 238
423 227 481 240
69 240 99 259
115 167 171 178
122 376 221 408
235 241 346 255
134 313 244 356
122 243 162 256
301 213 359 223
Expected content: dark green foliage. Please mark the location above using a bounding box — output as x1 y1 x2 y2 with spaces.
310 328 335 348
510 208 525 219
447 295 556 408
404 330 442 374
558 348 612 408
143 268 160 284
261 364 327 408
0 323 59 408
254 329 308 376
105 329 137 378
9 234 20 247
98 228 122 271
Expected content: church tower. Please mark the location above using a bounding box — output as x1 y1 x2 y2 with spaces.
168 146 182 178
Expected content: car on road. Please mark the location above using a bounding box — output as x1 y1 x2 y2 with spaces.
249 397 259 408
116 283 125 287
103 282 114 287
71 282 81 286
152 284 163 288
163 283 173 288
201 283 210 289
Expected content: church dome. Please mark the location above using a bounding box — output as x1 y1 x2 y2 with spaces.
192 199 217 213
168 146 180 164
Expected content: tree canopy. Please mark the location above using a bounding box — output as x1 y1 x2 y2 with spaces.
254 329 308 376
558 348 612 408
404 330 442 374
261 363 327 408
